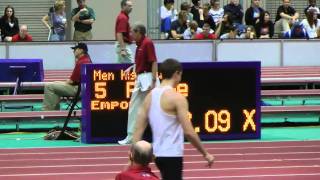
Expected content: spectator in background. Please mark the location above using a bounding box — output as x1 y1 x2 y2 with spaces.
215 12 234 38
283 22 309 39
224 0 244 25
220 25 240 39
183 20 202 39
0 5 19 41
301 9 320 38
42 0 67 41
43 43 92 111
209 0 224 26
256 11 274 38
243 25 256 39
195 23 217 40
180 2 193 24
160 0 177 39
115 0 133 63
274 0 299 37
71 0 95 41
245 0 264 31
199 3 216 30
170 10 188 39
115 141 159 180
5 24 32 42
305 0 320 18
190 0 201 25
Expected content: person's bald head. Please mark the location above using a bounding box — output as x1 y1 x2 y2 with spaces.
130 140 153 166
19 25 28 38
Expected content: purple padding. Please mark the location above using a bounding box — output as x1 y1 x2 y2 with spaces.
0 59 44 82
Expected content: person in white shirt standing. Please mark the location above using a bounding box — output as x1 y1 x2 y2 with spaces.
133 59 214 180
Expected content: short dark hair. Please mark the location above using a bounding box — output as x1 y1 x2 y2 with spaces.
164 0 174 6
121 0 129 8
160 59 182 79
180 2 190 11
191 0 200 5
131 143 153 166
133 23 146 35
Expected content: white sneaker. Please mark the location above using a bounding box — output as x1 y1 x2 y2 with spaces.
118 137 132 145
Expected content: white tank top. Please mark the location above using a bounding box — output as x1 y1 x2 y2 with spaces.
149 86 184 157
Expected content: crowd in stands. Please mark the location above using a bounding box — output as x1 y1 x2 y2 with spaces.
0 0 95 42
0 0 320 41
161 0 320 39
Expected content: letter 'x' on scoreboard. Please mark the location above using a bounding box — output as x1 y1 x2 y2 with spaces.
242 109 256 132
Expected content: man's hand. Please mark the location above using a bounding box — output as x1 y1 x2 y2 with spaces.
124 66 132 76
80 8 88 13
120 49 128 57
204 153 214 168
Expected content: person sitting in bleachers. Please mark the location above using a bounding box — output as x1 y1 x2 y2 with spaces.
305 0 320 19
274 0 299 37
215 12 234 38
283 22 309 39
256 11 274 38
190 0 201 25
209 0 224 26
180 2 193 24
183 20 202 39
220 25 240 39
170 10 188 39
42 43 91 111
243 25 256 39
160 0 177 39
301 9 320 38
224 0 243 25
42 0 67 41
0 5 19 41
245 0 264 31
199 3 216 30
194 23 217 39
5 24 32 42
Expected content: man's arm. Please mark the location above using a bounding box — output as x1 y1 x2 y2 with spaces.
116 33 126 50
80 19 95 25
132 93 151 143
175 94 214 167
151 61 158 81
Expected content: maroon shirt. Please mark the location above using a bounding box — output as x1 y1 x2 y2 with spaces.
195 33 217 40
115 166 159 180
115 11 132 44
70 54 91 84
135 36 157 74
11 34 33 42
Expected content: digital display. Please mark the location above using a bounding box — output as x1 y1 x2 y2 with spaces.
81 62 261 143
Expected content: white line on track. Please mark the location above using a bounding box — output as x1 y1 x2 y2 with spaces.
0 151 319 162
0 165 320 177
1 145 320 156
184 173 320 179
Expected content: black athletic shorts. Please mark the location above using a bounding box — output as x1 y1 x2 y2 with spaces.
155 157 183 180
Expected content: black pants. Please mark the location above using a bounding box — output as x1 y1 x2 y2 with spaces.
155 157 183 180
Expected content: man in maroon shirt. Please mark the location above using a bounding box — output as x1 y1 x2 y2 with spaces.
5 25 32 42
115 0 133 63
118 23 158 145
195 23 217 39
43 43 91 110
115 140 159 180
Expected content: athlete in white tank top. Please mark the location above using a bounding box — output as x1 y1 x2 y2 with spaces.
149 86 184 157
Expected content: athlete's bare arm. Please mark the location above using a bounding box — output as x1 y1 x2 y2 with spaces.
174 93 215 167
